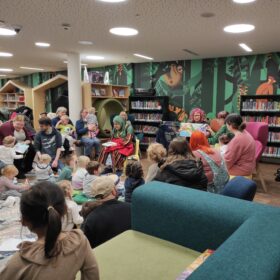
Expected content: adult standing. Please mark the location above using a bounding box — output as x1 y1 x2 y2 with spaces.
0 115 36 179
154 137 208 190
34 117 63 170
51 107 73 127
224 114 256 177
76 108 100 158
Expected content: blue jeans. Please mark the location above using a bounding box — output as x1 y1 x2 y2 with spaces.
81 137 101 157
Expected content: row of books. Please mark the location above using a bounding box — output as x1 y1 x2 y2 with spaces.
131 100 162 110
242 99 280 111
134 113 162 122
268 132 280 143
141 136 156 145
91 87 107 96
263 147 280 158
242 116 280 126
134 125 158 135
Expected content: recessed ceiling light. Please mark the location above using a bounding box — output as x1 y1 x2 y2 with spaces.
63 60 88 66
35 42 50 47
86 55 105 60
110 27 138 36
20 66 44 71
200 12 215 18
0 74 7 77
224 24 255 33
97 0 126 2
0 68 13 72
0 52 13 57
233 0 256 3
0 27 16 36
78 40 93 45
239 43 253 52
134 53 154 60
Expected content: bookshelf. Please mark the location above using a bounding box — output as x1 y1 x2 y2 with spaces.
129 96 169 149
0 80 32 112
240 94 280 163
82 83 130 137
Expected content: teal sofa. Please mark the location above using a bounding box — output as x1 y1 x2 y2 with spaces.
131 182 280 280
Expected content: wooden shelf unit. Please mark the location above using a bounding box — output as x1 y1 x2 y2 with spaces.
240 94 280 163
0 80 32 111
82 83 130 111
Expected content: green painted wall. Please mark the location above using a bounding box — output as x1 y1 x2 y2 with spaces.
1 53 279 119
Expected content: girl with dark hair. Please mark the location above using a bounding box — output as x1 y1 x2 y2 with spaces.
124 160 145 203
0 182 99 280
223 114 256 177
154 137 208 190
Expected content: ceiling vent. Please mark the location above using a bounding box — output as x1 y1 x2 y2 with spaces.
183 49 199 56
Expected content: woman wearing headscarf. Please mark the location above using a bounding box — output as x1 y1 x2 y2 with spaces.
99 116 134 170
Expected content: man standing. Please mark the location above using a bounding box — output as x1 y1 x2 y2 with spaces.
34 117 63 170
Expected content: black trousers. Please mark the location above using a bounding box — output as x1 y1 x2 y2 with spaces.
14 144 36 175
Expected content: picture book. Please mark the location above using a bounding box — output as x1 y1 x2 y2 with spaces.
179 123 208 137
176 249 214 280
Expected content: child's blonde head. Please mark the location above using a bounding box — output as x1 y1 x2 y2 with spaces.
88 107 96 114
39 154 52 164
3 136 16 147
1 165 19 178
57 180 73 198
147 143 167 163
77 156 90 168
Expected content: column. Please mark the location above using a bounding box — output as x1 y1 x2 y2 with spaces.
67 53 82 123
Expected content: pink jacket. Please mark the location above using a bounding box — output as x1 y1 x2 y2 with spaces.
224 130 256 176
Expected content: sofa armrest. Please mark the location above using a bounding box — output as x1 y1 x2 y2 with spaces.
190 214 280 280
132 182 276 252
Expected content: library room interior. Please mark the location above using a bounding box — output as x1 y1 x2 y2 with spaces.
0 0 280 279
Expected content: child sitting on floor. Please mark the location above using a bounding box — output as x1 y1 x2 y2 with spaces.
57 154 76 182
0 181 99 279
0 165 29 200
0 136 24 165
218 134 231 156
145 143 167 182
124 160 145 203
33 154 53 181
83 161 101 197
57 180 84 231
72 156 90 190
56 115 76 151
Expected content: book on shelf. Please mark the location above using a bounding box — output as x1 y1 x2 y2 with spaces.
131 100 162 110
176 249 214 280
263 146 280 158
113 88 126 98
141 136 156 145
242 99 280 112
134 125 158 134
242 116 280 127
268 132 280 143
134 113 162 122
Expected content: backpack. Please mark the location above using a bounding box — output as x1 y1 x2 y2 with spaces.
197 150 229 193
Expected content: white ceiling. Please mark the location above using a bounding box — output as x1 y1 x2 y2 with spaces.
0 0 279 77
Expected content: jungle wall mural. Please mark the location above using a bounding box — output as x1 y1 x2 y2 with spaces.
1 52 279 120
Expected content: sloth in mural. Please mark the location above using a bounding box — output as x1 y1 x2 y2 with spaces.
256 75 276 95
155 64 188 122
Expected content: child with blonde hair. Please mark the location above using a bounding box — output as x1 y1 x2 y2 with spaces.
57 180 84 231
72 155 90 190
56 115 76 151
86 107 97 125
0 136 24 165
33 154 53 181
146 143 167 182
0 165 29 200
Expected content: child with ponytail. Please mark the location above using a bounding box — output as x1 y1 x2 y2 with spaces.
0 181 99 280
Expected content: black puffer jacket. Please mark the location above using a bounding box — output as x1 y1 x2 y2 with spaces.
154 159 208 191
